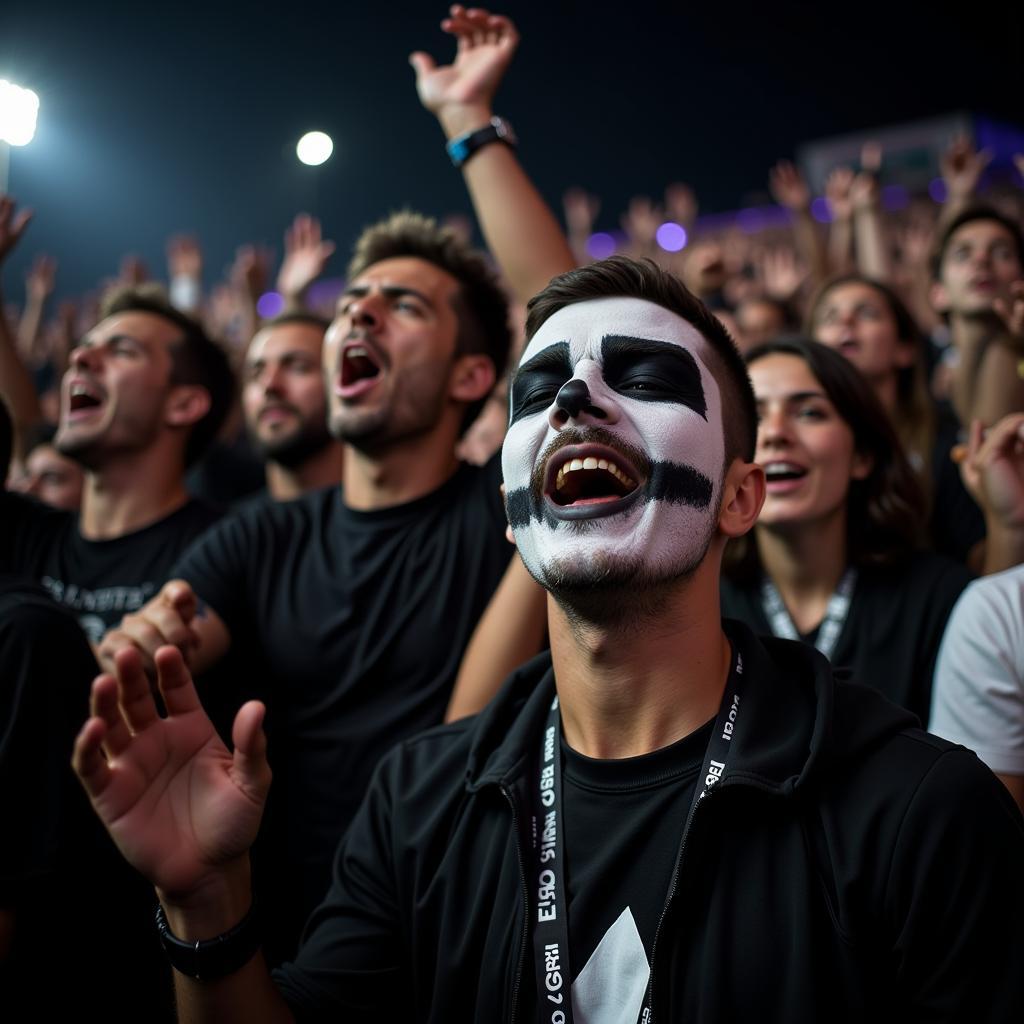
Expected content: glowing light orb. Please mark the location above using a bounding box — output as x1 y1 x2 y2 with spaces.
656 222 688 252
256 291 285 319
296 131 333 167
0 80 40 146
586 232 617 259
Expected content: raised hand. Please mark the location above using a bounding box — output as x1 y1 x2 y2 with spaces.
25 253 56 302
0 194 32 264
410 5 519 135
825 166 855 222
73 645 271 903
230 244 271 304
276 214 335 303
620 195 663 250
167 234 203 279
940 135 993 205
563 187 600 237
761 245 807 301
769 160 811 213
850 141 882 211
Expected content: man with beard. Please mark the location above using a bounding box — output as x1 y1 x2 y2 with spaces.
241 313 344 501
74 256 1023 1022
95 5 571 964
0 283 233 644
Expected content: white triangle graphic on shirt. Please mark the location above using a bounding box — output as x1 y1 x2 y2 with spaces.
571 906 650 1024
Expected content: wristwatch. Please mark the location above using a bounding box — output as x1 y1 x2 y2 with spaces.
155 900 262 981
446 116 518 169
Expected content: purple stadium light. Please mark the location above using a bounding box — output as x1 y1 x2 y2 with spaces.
810 197 832 224
882 185 909 211
586 232 617 260
256 291 286 319
655 222 688 252
928 178 948 204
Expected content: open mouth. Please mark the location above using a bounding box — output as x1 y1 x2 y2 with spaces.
544 444 643 519
338 342 382 398
763 461 807 491
67 382 104 417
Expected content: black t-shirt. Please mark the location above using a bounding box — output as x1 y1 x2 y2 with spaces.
0 492 222 644
174 457 513 960
0 576 175 1021
519 720 712 1023
721 550 972 721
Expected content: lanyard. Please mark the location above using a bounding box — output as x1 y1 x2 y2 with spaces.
530 647 746 1024
759 568 857 661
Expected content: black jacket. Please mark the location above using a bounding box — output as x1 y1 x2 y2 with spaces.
275 621 1024 1022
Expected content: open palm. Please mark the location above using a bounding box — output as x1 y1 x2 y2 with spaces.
74 646 271 901
411 5 519 117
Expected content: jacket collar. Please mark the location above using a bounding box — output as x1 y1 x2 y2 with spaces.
464 619 900 797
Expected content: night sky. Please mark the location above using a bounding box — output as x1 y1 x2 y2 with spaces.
2 0 1022 300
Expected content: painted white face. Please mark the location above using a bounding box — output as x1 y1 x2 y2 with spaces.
502 297 726 592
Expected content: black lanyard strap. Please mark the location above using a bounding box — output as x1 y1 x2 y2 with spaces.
530 645 746 1024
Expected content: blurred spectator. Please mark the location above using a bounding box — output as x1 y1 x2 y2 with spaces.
722 339 971 720
8 421 84 510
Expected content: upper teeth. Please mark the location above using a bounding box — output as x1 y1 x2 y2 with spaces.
348 346 368 358
71 384 98 399
555 456 634 492
765 462 803 477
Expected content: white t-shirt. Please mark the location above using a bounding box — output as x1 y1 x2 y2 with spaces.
930 564 1024 776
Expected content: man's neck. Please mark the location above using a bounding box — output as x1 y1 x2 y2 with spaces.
341 431 461 511
755 513 848 634
79 454 190 540
549 562 732 760
871 372 899 420
265 442 345 502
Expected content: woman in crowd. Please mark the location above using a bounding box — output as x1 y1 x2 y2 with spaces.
808 274 983 561
721 337 972 720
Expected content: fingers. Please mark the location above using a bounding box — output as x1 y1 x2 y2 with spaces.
72 716 113 800
443 5 518 48
115 646 160 734
91 673 133 758
163 579 199 624
154 645 204 717
231 701 272 803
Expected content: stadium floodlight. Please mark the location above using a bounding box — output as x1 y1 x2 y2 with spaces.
296 131 333 167
0 80 40 146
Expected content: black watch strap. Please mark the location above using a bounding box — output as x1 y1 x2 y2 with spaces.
155 900 261 981
446 116 517 168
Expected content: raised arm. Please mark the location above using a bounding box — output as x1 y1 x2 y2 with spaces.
411 4 575 304
0 196 43 440
768 160 829 288
72 645 290 1024
276 214 336 314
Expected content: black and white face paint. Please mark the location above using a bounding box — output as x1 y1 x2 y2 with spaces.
502 297 725 591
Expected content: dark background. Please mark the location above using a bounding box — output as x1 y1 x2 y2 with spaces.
2 0 1022 299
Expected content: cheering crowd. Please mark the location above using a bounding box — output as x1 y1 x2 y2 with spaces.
1 6 1023 1021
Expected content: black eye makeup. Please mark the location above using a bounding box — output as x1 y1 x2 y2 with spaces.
509 342 572 425
601 335 708 419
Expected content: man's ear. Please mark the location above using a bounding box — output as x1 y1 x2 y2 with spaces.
718 458 765 540
450 354 496 406
850 450 874 481
929 280 949 316
165 385 212 428
500 482 517 546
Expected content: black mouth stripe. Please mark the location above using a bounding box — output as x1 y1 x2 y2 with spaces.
505 459 714 528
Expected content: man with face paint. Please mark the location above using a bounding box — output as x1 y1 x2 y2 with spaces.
71 256 1024 1022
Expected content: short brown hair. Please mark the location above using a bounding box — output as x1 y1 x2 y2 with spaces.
524 256 757 465
101 286 234 466
348 211 512 432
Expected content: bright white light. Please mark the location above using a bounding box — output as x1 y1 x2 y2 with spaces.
296 131 333 167
0 80 40 146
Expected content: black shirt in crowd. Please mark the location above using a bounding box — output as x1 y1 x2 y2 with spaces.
721 550 972 721
0 576 176 1021
0 492 222 643
173 456 513 961
518 721 712 1023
